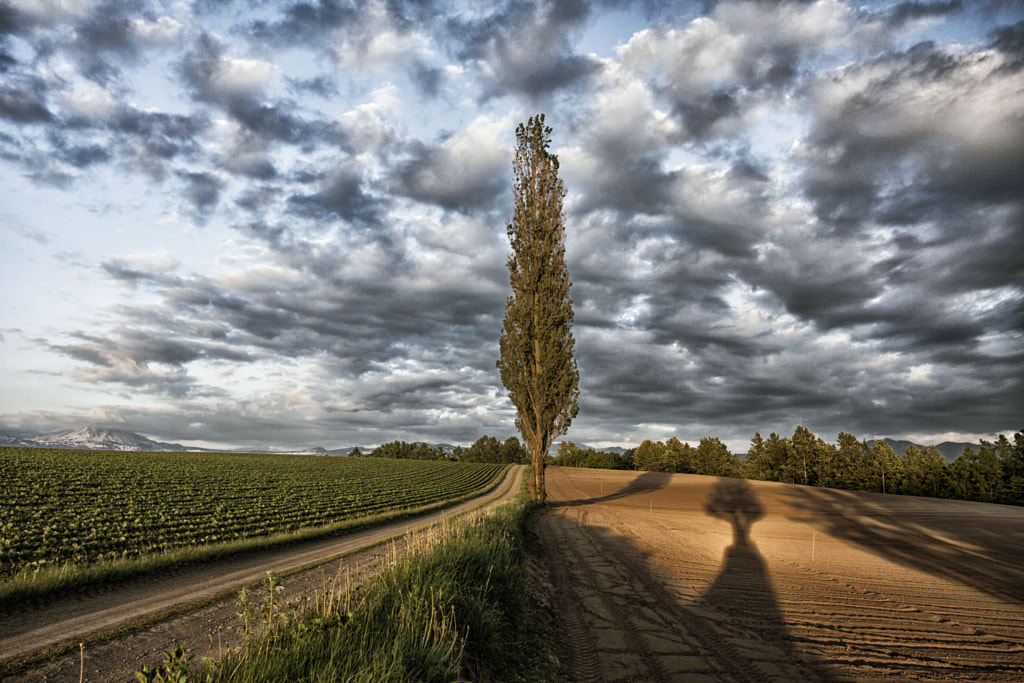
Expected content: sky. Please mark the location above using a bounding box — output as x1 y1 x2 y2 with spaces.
1 0 1021 453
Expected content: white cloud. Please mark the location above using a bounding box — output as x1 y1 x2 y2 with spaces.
339 85 401 153
847 48 1015 154
57 79 117 120
216 264 304 292
334 0 433 70
619 19 741 92
342 242 392 282
104 251 181 282
208 56 280 98
618 0 852 137
130 16 183 45
8 0 94 22
812 47 1024 156
211 118 274 177
669 164 762 227
712 0 851 54
407 115 508 201
586 59 681 155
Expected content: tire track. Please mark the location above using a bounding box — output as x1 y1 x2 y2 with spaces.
569 508 673 683
537 514 603 683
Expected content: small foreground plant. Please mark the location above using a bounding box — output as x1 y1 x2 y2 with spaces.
135 645 193 683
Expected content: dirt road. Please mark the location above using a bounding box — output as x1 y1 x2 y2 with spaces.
1 465 523 682
539 467 1024 683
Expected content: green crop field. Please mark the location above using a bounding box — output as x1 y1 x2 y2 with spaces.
0 447 507 578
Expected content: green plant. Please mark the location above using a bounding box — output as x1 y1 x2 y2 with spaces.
259 571 283 630
236 586 254 640
135 645 193 683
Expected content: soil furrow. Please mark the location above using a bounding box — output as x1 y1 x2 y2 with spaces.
768 554 1024 674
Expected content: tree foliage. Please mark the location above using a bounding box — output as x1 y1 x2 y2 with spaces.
740 426 1024 505
550 441 630 470
497 114 579 502
364 436 528 465
460 435 529 464
368 441 448 461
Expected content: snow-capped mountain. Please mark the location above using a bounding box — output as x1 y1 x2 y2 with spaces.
0 430 36 447
0 427 195 452
0 427 373 455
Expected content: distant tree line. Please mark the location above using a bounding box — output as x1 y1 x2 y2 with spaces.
549 442 632 470
357 436 529 464
455 436 529 464
551 426 1024 506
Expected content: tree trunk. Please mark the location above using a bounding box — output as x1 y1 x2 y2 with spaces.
530 436 547 503
534 451 546 503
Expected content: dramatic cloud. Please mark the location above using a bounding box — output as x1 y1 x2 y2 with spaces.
618 0 851 139
1 0 1021 451
447 0 601 99
394 115 510 210
801 38 1024 229
181 35 281 104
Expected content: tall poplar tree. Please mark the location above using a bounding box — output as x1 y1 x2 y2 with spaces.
497 114 579 503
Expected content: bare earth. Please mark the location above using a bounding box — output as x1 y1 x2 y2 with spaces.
538 467 1024 683
0 465 524 682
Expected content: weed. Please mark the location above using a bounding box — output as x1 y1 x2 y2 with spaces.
135 645 193 683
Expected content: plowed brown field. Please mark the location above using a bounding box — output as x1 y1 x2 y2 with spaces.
539 466 1024 683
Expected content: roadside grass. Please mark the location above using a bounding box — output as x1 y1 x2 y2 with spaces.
178 488 564 683
0 466 509 610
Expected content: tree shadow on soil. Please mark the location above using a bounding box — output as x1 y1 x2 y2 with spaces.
543 472 833 681
548 470 673 508
702 478 831 679
783 487 1024 604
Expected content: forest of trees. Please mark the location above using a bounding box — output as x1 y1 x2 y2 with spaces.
361 436 529 464
551 427 1024 507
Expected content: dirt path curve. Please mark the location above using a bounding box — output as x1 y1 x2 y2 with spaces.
539 467 1024 683
1 465 523 682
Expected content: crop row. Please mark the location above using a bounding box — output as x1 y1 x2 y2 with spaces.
0 448 506 577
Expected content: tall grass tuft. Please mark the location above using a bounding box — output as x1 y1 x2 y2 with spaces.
199 492 557 682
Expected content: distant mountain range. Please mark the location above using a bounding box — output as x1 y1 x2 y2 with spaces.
0 427 386 456
572 443 628 455
0 427 200 452
873 438 979 464
0 427 176 451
